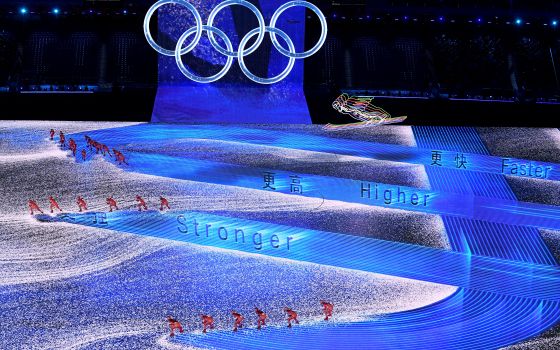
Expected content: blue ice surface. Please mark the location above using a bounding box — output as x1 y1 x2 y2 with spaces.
54 124 560 349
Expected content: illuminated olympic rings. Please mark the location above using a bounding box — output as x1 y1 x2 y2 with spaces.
143 0 328 84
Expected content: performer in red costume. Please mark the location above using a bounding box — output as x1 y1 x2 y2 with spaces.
284 308 300 328
49 196 62 213
159 196 171 211
81 149 87 161
231 311 244 332
320 300 334 321
255 307 268 330
94 142 103 154
167 316 184 337
49 129 55 140
102 144 111 157
59 131 66 148
135 195 148 211
68 138 77 157
201 314 215 333
85 136 93 150
28 199 44 215
114 150 128 165
106 196 118 212
76 196 88 212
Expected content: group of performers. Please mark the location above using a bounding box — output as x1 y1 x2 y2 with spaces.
50 129 128 165
167 301 334 337
28 195 171 215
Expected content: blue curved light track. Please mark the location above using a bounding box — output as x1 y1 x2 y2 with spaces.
59 124 560 349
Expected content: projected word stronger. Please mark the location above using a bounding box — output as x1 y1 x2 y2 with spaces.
144 0 328 84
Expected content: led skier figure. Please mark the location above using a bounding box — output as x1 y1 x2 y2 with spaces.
136 195 148 211
231 311 244 332
81 149 87 161
49 129 55 140
255 307 268 330
201 314 215 333
284 307 300 328
76 196 88 212
160 196 171 211
106 196 118 212
167 316 184 337
28 199 44 215
320 300 334 321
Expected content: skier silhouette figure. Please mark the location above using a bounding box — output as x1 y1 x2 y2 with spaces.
255 307 268 330
106 197 118 212
59 131 66 148
102 144 111 157
76 196 88 212
114 150 128 165
167 316 184 337
49 196 62 213
136 195 148 211
201 314 215 333
68 138 77 157
159 196 171 211
49 129 55 141
81 149 87 161
28 199 44 215
231 311 244 332
284 307 300 328
321 300 334 321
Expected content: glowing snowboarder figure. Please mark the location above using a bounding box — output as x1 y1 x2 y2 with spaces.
28 199 44 215
231 311 244 332
68 138 77 157
159 196 170 211
255 307 268 330
321 300 334 321
135 195 148 211
284 308 300 328
59 131 66 148
49 196 62 213
106 197 118 212
49 129 55 141
326 93 407 130
81 149 87 161
167 316 184 337
76 196 88 212
201 314 215 333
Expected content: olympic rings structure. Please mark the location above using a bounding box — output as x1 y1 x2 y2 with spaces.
143 0 328 84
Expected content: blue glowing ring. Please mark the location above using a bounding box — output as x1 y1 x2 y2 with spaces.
175 25 235 84
143 0 203 57
238 26 295 85
269 0 327 59
206 0 266 58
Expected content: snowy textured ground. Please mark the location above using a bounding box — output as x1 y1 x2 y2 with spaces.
0 121 456 349
478 127 560 350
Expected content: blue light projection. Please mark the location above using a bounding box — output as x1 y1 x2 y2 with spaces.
60 124 560 349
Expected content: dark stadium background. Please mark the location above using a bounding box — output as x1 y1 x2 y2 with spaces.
1 0 559 125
